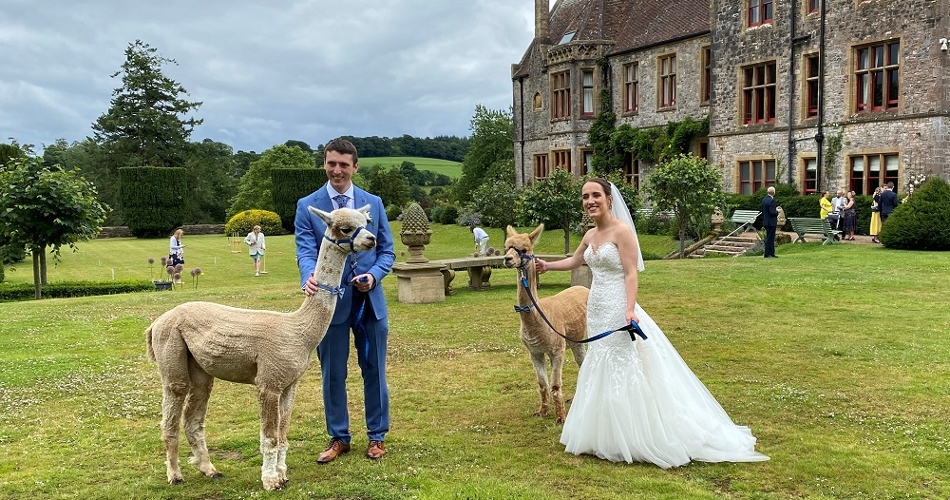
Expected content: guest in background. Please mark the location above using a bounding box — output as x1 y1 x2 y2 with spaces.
472 226 489 256
168 228 185 266
841 191 857 241
819 190 833 219
245 225 266 276
879 182 899 224
761 186 778 258
870 187 882 244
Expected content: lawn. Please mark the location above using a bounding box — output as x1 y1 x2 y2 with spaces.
360 156 463 179
0 230 948 499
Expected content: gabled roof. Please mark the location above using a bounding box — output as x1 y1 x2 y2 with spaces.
513 0 710 79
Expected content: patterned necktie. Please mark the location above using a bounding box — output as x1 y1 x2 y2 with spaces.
332 194 349 210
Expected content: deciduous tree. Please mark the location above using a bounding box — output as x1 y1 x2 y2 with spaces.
647 154 726 258
520 168 582 253
455 105 513 203
0 155 107 299
229 144 313 216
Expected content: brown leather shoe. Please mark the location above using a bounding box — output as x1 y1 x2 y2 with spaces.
317 439 350 464
366 440 386 459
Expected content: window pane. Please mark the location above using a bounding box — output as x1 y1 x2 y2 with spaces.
859 48 869 69
806 158 817 172
766 160 776 181
889 43 900 65
852 157 864 172
868 156 880 172
885 155 899 173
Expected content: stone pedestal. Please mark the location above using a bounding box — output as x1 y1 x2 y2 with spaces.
570 264 592 289
392 262 446 304
466 265 492 291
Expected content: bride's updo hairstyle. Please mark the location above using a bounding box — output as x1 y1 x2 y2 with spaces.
584 178 613 210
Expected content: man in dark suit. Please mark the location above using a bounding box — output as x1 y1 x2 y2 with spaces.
295 138 396 463
761 186 779 258
879 181 899 224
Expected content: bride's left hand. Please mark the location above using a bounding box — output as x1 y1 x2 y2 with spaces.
626 310 639 325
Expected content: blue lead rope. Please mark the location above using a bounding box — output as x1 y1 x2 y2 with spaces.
514 273 647 344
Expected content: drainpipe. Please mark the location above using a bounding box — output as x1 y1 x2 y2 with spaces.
518 76 526 187
815 0 826 190
786 0 797 185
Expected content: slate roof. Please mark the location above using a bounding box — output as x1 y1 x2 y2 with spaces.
513 0 710 78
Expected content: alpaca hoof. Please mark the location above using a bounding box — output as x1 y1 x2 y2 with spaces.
262 475 284 491
533 411 546 417
555 416 565 424
168 477 184 485
211 472 223 481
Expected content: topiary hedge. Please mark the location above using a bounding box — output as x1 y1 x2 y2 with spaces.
879 178 950 250
224 210 284 237
271 168 326 234
0 279 154 302
119 166 188 238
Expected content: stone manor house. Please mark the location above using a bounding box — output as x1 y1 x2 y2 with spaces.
512 0 950 196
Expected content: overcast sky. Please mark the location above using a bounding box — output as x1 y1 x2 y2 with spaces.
1 0 553 154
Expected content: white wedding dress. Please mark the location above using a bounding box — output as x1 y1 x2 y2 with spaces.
560 243 769 467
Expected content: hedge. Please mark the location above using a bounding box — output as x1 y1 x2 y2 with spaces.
0 279 154 302
224 210 284 237
119 166 188 238
271 168 326 233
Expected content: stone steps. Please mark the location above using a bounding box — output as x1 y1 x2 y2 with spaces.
692 235 760 258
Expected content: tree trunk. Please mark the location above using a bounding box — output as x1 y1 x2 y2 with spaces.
562 214 572 254
32 249 42 299
40 248 48 285
679 227 687 259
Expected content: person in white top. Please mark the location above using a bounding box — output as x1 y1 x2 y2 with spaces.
472 226 489 256
245 225 266 276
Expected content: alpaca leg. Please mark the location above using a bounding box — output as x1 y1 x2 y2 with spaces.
182 363 220 479
549 352 567 423
570 342 586 367
258 388 283 491
276 383 299 484
528 352 550 417
160 382 189 485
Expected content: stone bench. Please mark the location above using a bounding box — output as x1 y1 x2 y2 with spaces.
433 254 588 295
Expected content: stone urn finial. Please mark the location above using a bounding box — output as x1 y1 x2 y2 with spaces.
399 203 432 263
710 207 725 231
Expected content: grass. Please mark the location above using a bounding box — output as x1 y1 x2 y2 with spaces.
1 230 948 499
360 156 463 179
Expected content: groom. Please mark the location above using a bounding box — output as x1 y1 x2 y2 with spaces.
295 138 396 463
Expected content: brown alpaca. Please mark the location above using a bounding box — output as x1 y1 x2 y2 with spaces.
503 224 589 423
145 206 376 491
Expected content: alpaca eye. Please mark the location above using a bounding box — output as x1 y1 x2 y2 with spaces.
340 226 353 234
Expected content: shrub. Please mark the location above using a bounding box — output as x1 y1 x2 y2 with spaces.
119 166 188 238
879 178 950 250
430 204 459 225
224 210 284 237
0 264 4 283
0 280 154 302
385 204 402 222
639 212 675 236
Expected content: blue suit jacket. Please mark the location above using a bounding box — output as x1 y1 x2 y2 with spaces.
295 184 395 325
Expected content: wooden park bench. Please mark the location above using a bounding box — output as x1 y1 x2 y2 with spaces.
788 217 841 245
730 209 762 234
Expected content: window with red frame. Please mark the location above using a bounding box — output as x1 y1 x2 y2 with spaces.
582 70 595 115
533 154 550 179
807 0 818 14
805 55 819 118
623 63 638 113
551 71 571 119
743 62 777 124
748 0 773 27
849 153 899 195
659 55 676 108
552 150 572 174
623 154 641 190
738 159 775 195
802 157 817 194
701 47 712 103
855 41 899 113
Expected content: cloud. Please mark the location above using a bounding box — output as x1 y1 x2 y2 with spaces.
0 0 546 153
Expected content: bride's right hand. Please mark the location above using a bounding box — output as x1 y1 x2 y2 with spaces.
535 259 547 274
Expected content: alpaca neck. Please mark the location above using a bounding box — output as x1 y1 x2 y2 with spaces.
293 238 349 344
516 264 540 307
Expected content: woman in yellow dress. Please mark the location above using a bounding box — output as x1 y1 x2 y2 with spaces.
870 187 882 243
819 190 833 219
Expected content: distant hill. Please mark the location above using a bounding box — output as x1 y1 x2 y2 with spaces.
360 156 462 179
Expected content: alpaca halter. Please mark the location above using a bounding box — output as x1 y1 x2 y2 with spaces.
323 225 368 253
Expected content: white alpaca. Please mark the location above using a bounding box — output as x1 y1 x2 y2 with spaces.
503 224 589 423
145 206 375 491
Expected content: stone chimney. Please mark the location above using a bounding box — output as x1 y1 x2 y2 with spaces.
535 0 550 42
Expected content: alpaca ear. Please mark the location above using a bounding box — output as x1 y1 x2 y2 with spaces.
357 204 373 222
529 224 544 244
506 225 517 238
309 206 333 226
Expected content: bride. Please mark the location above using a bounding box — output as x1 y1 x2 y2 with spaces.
536 178 769 468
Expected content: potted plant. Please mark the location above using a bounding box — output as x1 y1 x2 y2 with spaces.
151 257 173 291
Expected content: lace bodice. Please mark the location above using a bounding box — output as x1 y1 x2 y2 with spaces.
584 242 633 349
